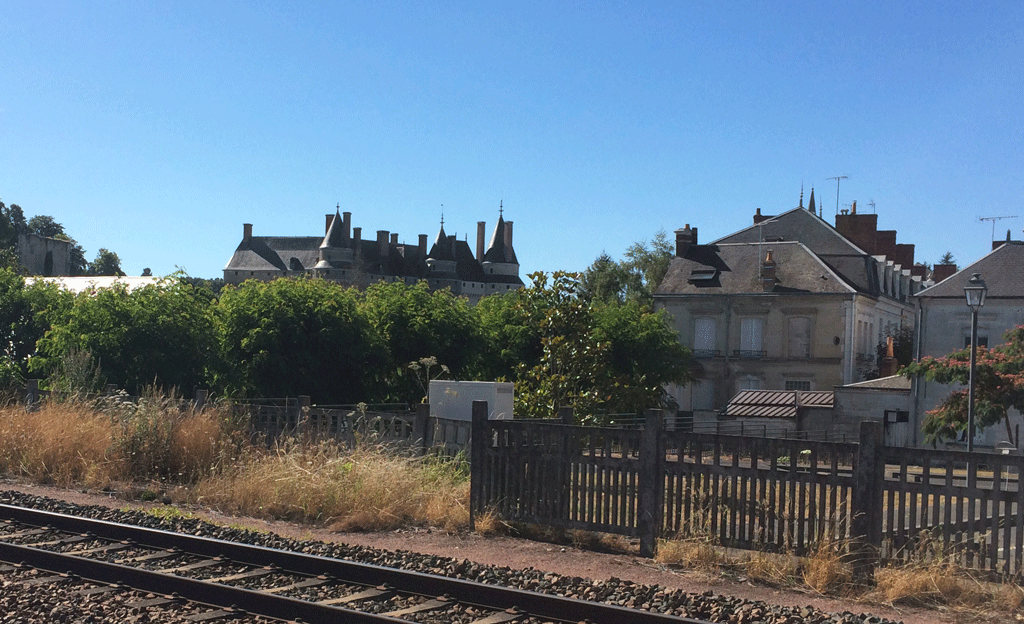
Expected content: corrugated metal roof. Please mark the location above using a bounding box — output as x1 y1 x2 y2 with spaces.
724 390 834 419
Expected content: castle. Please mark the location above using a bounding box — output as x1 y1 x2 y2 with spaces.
224 206 524 303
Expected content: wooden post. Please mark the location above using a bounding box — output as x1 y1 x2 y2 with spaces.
415 403 433 456
639 409 665 558
298 395 311 438
194 389 208 412
469 400 488 531
558 407 574 523
25 379 39 411
851 420 884 579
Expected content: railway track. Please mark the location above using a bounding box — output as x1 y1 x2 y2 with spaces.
0 503 711 623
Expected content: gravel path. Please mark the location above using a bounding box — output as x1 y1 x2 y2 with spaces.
0 482 996 624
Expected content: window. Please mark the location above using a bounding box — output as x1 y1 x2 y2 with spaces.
739 375 762 391
788 317 811 358
694 318 717 357
692 379 715 410
884 410 909 423
785 380 811 391
738 318 764 357
964 336 989 348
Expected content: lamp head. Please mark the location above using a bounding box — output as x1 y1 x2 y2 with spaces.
964 273 988 311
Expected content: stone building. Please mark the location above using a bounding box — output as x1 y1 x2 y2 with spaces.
17 233 72 276
224 206 524 303
654 191 926 429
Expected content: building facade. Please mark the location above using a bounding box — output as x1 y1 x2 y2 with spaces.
912 238 1024 449
224 207 524 303
654 194 926 428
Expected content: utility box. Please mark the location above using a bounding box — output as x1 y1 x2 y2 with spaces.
428 381 514 421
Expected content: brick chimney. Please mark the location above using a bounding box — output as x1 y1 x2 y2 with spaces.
993 229 1012 250
504 221 514 251
342 212 351 241
753 209 772 224
377 230 389 258
324 214 333 234
675 225 697 257
476 221 486 261
932 263 957 284
761 249 777 291
243 223 252 243
390 232 398 245
353 227 362 248
419 233 428 257
880 336 898 377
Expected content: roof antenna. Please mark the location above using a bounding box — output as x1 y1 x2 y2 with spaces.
979 215 1018 242
826 175 848 215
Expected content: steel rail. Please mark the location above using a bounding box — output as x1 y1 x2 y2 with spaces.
0 503 711 624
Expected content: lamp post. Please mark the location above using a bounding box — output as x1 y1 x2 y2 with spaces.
964 273 988 452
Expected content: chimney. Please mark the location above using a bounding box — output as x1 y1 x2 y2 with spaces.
880 336 898 377
675 225 696 257
419 233 428 257
353 227 362 248
377 230 389 257
477 221 486 261
343 212 352 241
325 214 333 234
932 263 957 284
448 234 457 256
761 249 777 291
851 200 857 215
243 223 253 243
993 229 1011 250
753 208 769 224
390 232 398 245
504 221 514 251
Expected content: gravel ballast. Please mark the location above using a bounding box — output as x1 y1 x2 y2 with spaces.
0 490 905 624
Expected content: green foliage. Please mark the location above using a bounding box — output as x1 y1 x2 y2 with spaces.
0 269 69 374
87 247 123 276
901 325 1024 445
26 215 64 238
513 271 695 423
582 230 673 306
472 288 541 381
33 277 217 394
359 281 482 403
215 277 381 403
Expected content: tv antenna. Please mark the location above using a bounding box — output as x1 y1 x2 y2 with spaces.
868 199 876 213
979 215 1018 241
826 175 848 215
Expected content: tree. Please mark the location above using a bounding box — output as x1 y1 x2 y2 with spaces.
215 277 381 403
582 230 673 306
938 251 956 265
87 248 123 276
860 325 915 381
359 281 483 403
0 201 27 251
32 277 217 394
901 325 1024 445
512 271 696 422
26 215 65 238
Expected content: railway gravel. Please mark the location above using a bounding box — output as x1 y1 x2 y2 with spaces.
0 490 912 624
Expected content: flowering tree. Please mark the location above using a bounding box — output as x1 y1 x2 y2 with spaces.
901 325 1024 445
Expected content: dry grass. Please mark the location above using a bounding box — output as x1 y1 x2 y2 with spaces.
743 550 799 586
0 401 113 486
656 536 727 571
190 440 470 532
871 560 1022 612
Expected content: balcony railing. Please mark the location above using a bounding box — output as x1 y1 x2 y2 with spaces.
692 349 721 358
732 349 767 359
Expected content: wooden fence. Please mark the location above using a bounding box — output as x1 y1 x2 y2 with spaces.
469 402 1024 578
240 399 472 457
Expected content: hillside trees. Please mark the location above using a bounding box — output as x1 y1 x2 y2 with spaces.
901 325 1024 444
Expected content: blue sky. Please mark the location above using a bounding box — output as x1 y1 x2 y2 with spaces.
2 1 1021 280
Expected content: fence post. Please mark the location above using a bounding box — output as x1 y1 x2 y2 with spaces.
639 409 665 558
415 403 433 456
194 389 208 412
851 420 884 579
25 379 39 411
469 400 489 532
297 395 311 437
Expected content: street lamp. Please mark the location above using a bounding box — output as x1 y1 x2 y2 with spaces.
964 273 988 452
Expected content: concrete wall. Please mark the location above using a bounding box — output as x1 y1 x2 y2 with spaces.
18 234 72 276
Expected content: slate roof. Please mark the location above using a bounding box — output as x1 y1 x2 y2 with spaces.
227 236 322 272
656 241 855 296
725 390 834 419
483 216 518 264
714 208 868 256
915 241 1024 300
